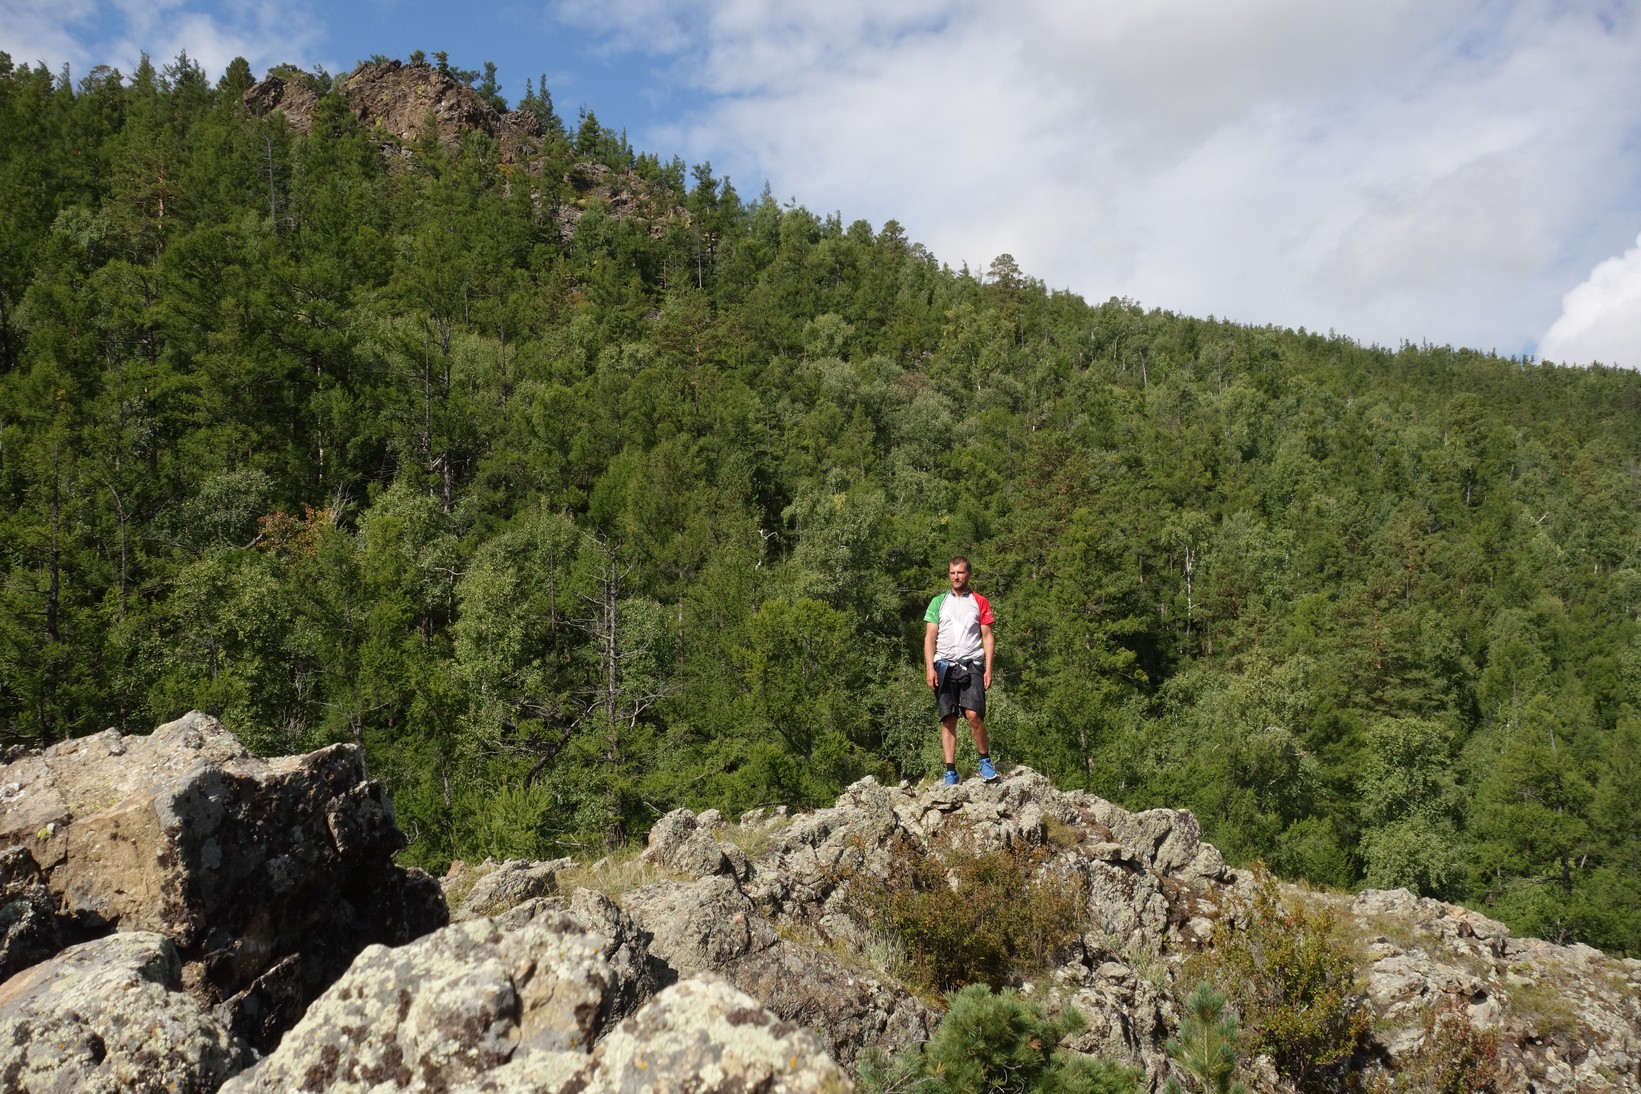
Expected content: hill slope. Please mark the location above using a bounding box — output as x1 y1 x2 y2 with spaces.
0 51 1638 956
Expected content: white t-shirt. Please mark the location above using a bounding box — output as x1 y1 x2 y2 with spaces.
924 590 994 663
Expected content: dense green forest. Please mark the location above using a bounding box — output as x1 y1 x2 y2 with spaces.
2 51 1638 955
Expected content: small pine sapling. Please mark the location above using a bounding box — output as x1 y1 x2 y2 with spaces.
1164 981 1247 1094
858 984 1143 1094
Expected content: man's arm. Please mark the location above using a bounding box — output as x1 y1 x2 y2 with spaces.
924 621 940 689
981 623 995 690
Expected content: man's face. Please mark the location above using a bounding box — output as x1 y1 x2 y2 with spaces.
948 563 970 593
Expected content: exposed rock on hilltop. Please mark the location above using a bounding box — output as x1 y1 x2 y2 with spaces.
447 772 1640 1092
221 907 847 1094
0 712 445 1055
245 59 542 163
338 59 544 164
0 718 1636 1092
243 58 684 234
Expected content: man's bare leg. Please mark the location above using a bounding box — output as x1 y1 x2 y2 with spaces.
965 708 989 755
941 714 960 764
943 711 990 759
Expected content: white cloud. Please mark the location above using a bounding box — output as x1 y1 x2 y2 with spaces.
0 0 103 70
1539 233 1641 369
549 0 704 56
572 0 1641 355
11 0 1641 358
0 0 326 83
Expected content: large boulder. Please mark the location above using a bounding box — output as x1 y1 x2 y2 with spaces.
221 907 617 1093
622 874 779 973
0 931 249 1093
0 711 447 1050
444 856 573 922
222 904 848 1094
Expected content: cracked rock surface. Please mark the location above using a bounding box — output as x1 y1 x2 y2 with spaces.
0 711 447 1051
0 930 250 1093
223 903 848 1094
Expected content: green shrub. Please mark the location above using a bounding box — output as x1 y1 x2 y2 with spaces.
1195 868 1371 1093
1165 982 1248 1094
847 830 1087 992
858 984 1143 1094
1372 1002 1501 1094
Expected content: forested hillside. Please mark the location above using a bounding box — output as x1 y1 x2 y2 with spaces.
2 52 1637 955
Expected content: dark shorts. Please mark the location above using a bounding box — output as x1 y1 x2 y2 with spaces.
934 659 986 720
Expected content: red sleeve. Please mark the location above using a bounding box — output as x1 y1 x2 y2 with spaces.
975 593 995 626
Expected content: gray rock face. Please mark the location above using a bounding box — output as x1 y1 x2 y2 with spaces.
0 711 448 1050
446 856 573 922
549 887 675 1021
618 809 940 1069
0 931 250 1093
0 847 59 983
722 937 936 1070
482 887 675 1033
623 874 779 974
224 905 848 1094
221 908 616 1093
1347 887 1641 1093
454 770 1641 1094
644 807 736 878
571 976 851 1094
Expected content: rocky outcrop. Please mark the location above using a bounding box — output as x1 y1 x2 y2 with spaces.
0 717 848 1092
336 60 544 164
242 70 318 131
221 907 617 1093
3 715 1636 1093
1346 887 1641 1092
222 901 848 1094
245 60 541 163
243 59 686 238
450 770 1641 1093
0 711 446 1051
0 931 249 1093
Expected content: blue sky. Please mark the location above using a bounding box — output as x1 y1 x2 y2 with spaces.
5 0 1640 367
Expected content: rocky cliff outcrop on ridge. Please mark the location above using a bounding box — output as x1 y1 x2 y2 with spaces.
559 773 1638 1091
0 716 1636 1092
0 712 446 1054
245 59 542 162
243 59 686 234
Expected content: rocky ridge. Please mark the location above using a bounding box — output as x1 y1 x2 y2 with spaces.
245 59 539 160
545 772 1639 1091
0 716 1635 1092
244 59 682 233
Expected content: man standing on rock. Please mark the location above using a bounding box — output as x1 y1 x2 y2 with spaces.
924 557 998 785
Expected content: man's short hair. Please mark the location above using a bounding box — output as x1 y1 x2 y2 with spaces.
948 556 970 570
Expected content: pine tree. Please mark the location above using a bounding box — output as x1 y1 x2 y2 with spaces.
1165 982 1247 1094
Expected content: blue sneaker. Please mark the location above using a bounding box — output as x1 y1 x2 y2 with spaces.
943 769 959 786
978 756 999 783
